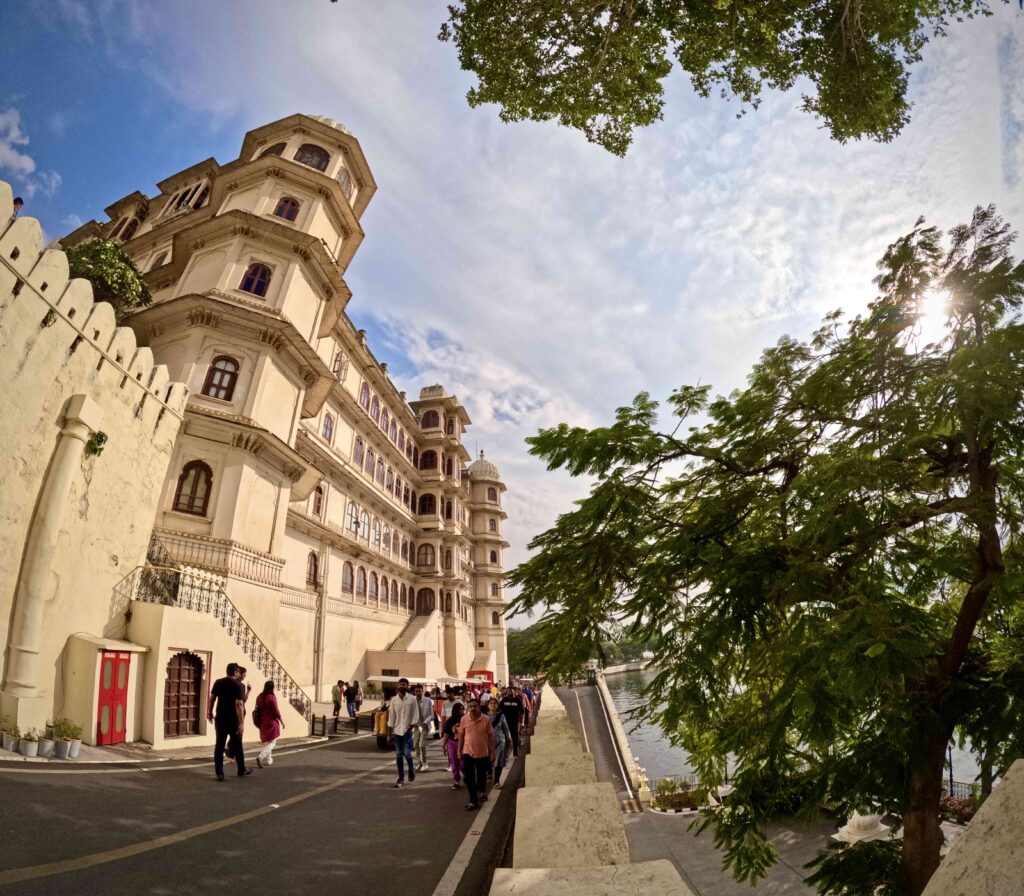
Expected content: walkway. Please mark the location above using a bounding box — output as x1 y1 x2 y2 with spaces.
0 730 517 896
557 685 828 895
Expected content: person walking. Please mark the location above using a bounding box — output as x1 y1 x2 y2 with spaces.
442 702 464 789
354 680 364 714
208 662 252 781
344 681 358 719
331 680 343 719
440 689 464 767
499 686 524 759
487 698 512 788
458 698 495 810
255 680 285 768
413 684 434 771
387 677 419 788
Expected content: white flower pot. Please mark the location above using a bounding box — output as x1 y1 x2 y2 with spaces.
54 740 72 760
37 737 56 759
19 740 38 758
1 732 17 752
68 739 82 759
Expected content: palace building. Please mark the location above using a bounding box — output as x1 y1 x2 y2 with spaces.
0 114 508 750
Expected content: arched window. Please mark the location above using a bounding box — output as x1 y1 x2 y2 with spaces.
410 490 417 511
489 519 497 532
369 396 380 423
487 487 498 501
446 418 455 435
306 552 319 588
444 549 452 570
359 510 369 539
401 539 408 561
149 251 168 272
294 143 330 171
394 475 402 498
346 502 359 533
121 218 140 241
398 431 405 452
445 458 453 477
492 611 500 625
355 567 367 599
173 461 213 516
239 263 271 297
420 450 438 470
372 518 382 548
312 485 324 517
417 544 435 567
381 526 390 554
490 550 498 564
403 487 411 508
332 352 348 382
359 383 370 409
445 594 453 614
491 584 499 598
381 575 389 602
455 594 460 614
445 501 453 520
385 468 394 491
418 494 436 516
421 410 439 429
364 448 375 475
260 142 286 158
400 583 407 608
416 588 435 616
193 185 210 209
337 166 354 199
380 409 389 432
109 217 127 239
322 413 334 442
273 196 300 221
353 437 364 465
341 562 354 594
376 459 386 484
369 573 379 603
392 532 400 554
412 448 419 467
389 420 398 442
201 356 239 401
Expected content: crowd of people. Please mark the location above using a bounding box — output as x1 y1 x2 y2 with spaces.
208 662 536 810
386 679 535 810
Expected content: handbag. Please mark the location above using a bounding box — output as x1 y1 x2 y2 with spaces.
252 696 263 727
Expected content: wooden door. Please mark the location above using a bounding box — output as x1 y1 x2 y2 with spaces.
164 652 201 737
97 651 130 745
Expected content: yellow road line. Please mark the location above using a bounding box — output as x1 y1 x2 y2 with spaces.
0 761 393 885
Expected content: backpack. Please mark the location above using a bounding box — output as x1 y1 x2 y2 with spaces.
252 696 263 727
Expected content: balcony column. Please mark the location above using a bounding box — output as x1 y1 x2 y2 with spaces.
1 395 104 731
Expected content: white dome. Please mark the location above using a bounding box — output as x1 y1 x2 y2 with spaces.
308 115 351 136
468 450 501 481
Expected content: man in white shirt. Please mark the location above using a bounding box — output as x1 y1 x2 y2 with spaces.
387 677 420 788
413 684 435 772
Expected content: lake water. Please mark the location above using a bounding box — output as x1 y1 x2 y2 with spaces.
604 668 980 785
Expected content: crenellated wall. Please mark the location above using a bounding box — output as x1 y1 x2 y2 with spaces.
0 179 187 732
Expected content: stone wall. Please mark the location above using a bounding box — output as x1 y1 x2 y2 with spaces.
0 180 186 733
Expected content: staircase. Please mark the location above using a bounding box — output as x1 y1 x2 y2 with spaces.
387 612 433 651
112 534 313 720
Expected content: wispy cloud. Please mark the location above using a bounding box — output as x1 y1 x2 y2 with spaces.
0 107 62 198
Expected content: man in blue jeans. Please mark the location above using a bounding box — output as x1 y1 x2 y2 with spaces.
208 662 253 781
387 677 420 788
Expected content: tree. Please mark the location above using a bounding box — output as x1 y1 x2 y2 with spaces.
63 239 151 324
438 0 997 156
508 207 1024 895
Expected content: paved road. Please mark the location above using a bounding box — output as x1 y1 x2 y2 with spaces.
556 684 826 895
0 732 508 896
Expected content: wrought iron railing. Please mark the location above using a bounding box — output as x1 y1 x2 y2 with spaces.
942 780 976 801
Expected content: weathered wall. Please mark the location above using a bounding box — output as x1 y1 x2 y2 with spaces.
0 180 186 731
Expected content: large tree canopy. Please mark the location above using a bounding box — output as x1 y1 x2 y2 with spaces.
438 0 997 155
509 207 1024 895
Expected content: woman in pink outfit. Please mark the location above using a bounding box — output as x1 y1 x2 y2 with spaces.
256 680 284 768
442 702 465 788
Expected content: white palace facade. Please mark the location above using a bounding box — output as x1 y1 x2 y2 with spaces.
0 114 508 750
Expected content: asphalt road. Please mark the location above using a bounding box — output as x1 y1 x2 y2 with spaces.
0 733 499 896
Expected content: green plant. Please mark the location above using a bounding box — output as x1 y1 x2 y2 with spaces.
52 718 82 741
939 796 978 825
86 431 108 457
22 728 38 743
62 238 151 324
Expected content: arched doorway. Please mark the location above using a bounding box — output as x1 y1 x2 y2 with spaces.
164 651 203 737
416 588 435 616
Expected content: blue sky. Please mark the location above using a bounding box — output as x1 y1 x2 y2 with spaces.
4 2 1023 598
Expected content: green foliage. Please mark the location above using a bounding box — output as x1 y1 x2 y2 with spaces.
508 206 1024 894
806 840 905 896
63 239 151 323
52 718 82 741
438 0 997 155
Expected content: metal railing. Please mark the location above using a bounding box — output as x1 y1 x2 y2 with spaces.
149 528 284 585
942 780 976 801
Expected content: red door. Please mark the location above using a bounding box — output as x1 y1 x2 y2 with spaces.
97 651 130 746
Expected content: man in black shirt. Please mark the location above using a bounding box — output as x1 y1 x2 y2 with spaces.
344 682 358 718
208 662 252 780
499 687 524 758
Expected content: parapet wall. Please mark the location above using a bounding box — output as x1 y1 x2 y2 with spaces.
0 179 187 724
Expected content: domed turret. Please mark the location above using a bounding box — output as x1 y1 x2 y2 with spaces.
308 114 352 136
468 450 501 482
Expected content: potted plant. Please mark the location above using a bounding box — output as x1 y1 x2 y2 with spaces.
53 719 83 758
19 728 39 758
2 722 20 753
37 729 56 759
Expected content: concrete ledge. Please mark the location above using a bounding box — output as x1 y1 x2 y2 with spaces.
529 730 586 755
526 751 597 788
923 758 1024 896
513 782 629 868
491 860 697 895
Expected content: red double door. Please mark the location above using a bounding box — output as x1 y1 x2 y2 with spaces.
97 651 130 746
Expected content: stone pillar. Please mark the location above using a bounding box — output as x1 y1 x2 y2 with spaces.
1 394 104 731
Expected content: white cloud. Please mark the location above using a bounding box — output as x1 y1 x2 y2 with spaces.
0 107 62 199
